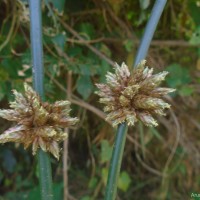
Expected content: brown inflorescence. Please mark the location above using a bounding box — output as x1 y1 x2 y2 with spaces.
0 83 79 159
96 60 175 127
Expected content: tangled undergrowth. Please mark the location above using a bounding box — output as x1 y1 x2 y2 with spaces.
0 0 200 199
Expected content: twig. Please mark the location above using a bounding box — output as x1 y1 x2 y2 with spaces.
150 40 200 47
67 37 104 44
71 98 107 123
0 1 17 52
159 109 181 199
58 19 115 67
107 38 200 47
127 133 166 177
162 109 181 179
92 179 103 200
69 9 101 16
126 134 145 150
102 8 112 33
102 2 134 38
44 41 59 58
54 45 71 61
45 71 108 123
135 145 167 177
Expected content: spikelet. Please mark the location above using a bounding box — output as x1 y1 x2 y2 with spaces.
96 60 175 127
0 83 79 159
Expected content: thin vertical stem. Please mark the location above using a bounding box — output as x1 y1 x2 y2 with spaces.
134 0 167 66
29 0 53 200
38 149 54 200
29 0 44 96
104 1 167 200
104 123 128 200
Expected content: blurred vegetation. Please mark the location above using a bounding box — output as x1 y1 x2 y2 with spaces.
0 0 200 199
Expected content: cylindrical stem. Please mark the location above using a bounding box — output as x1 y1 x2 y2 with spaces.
38 149 54 200
29 0 53 200
134 0 167 66
104 1 167 200
29 0 44 96
104 123 128 200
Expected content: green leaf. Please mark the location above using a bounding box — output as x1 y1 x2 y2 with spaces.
76 75 94 99
101 167 108 185
175 146 185 155
166 64 191 87
139 0 150 10
0 67 9 81
5 191 29 200
136 11 147 26
100 140 112 164
179 86 194 96
188 1 200 26
52 33 66 51
99 44 111 57
68 46 82 57
21 50 31 65
1 58 21 79
46 0 66 13
118 171 131 192
79 64 92 76
27 183 62 200
126 11 134 20
78 23 95 40
53 183 63 200
88 177 98 189
178 163 186 175
68 63 80 74
80 196 91 200
123 39 134 52
189 26 200 45
27 186 40 200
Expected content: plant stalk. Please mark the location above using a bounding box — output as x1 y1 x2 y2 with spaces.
104 1 167 200
104 123 128 200
38 149 54 200
134 0 167 66
29 0 53 199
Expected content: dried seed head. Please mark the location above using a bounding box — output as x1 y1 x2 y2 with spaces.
0 83 79 159
96 60 175 127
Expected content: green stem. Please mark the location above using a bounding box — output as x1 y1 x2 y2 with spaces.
29 0 53 199
104 123 128 200
38 150 54 200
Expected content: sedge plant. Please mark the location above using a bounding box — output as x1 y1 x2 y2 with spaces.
0 0 78 200
96 0 170 199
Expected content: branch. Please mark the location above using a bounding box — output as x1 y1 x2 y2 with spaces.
59 18 115 67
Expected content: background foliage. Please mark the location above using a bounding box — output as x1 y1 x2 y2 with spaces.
0 0 200 199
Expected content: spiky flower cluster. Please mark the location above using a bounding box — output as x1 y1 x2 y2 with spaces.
96 60 175 127
0 83 78 159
